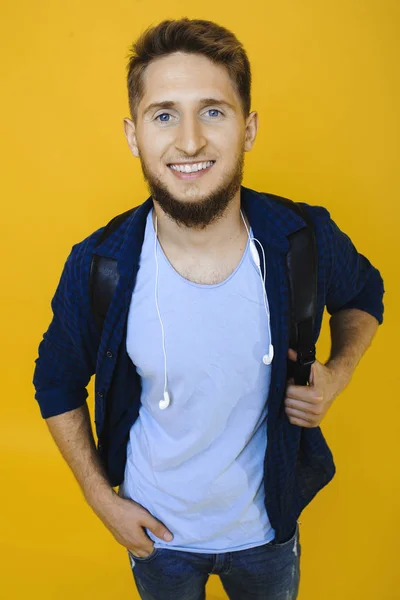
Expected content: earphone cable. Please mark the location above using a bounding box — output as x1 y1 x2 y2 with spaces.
240 211 273 362
154 214 169 395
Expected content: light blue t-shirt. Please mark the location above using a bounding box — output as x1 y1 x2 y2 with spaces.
120 208 275 553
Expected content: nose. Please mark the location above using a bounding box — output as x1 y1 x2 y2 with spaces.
174 114 206 156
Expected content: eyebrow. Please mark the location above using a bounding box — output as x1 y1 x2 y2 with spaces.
142 98 236 116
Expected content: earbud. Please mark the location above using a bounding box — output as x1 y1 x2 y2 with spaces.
159 391 170 410
245 222 274 369
262 344 274 365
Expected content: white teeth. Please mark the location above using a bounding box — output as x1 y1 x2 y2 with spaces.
170 161 214 173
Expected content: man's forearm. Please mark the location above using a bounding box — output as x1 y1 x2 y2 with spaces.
45 403 116 517
325 308 379 393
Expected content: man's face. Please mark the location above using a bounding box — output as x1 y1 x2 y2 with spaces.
124 51 258 229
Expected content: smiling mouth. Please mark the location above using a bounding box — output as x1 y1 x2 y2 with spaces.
167 160 215 173
168 160 215 179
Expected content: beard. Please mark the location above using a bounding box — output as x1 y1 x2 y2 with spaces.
138 151 245 230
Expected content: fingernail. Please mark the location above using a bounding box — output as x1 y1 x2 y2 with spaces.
164 532 173 541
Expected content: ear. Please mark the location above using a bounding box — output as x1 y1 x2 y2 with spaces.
244 111 258 152
123 118 140 157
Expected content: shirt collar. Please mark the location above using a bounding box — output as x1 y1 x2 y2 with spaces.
94 185 308 280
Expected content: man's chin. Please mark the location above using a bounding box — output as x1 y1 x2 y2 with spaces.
141 158 244 228
164 189 210 204
165 177 212 198
151 179 216 206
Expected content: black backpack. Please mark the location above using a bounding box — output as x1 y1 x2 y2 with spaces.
89 194 317 386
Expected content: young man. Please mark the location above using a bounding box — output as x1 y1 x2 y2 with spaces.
33 18 384 600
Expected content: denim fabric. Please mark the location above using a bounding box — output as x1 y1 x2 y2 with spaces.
127 522 301 600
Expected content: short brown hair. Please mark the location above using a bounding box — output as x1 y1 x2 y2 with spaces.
126 18 251 122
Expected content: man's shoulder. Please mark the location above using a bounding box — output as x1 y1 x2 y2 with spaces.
296 201 331 223
254 188 332 228
266 192 330 219
69 208 135 263
67 225 105 274
71 224 105 255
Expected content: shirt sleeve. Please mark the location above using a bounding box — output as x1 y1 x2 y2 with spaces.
325 218 385 324
32 244 98 418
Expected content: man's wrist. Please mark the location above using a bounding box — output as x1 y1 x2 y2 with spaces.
83 475 118 514
324 357 353 395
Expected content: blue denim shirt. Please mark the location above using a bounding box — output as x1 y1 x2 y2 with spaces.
33 185 384 543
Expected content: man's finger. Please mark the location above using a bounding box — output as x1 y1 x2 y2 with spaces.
309 360 319 386
287 415 312 428
285 397 323 416
285 406 316 423
286 383 323 403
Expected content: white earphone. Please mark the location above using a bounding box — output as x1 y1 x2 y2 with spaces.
242 217 274 368
154 209 274 410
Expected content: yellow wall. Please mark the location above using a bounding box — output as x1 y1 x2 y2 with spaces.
2 1 398 598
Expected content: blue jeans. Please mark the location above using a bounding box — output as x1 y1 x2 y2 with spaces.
127 522 301 600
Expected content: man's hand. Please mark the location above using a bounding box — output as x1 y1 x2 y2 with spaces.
284 348 340 428
94 492 174 558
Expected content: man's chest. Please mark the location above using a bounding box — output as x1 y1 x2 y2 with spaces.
169 260 236 285
159 241 248 286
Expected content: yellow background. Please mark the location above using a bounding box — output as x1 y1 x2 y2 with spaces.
2 1 398 598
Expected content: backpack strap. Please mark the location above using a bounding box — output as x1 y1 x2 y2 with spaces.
269 195 317 386
89 197 317 386
89 207 138 335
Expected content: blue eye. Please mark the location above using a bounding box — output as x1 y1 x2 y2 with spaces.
207 109 222 118
155 109 222 123
156 113 171 122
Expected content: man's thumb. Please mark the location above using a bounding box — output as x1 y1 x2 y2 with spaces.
147 514 174 542
309 361 318 386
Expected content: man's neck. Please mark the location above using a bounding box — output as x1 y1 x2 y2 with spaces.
152 194 250 256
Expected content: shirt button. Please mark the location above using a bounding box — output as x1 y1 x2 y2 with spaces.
106 350 113 358
97 391 104 397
